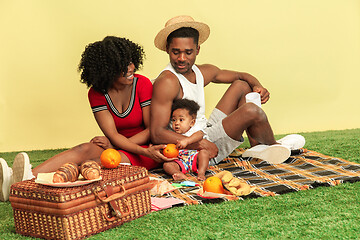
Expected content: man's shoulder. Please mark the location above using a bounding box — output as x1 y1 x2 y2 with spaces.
195 64 220 85
153 70 179 86
152 70 181 99
196 63 217 71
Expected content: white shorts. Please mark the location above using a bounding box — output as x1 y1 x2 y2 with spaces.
204 108 244 165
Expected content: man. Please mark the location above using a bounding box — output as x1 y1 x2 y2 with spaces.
150 15 304 165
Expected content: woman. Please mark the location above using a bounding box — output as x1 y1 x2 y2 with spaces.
0 36 169 201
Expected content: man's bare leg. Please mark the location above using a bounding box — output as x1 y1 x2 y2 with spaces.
222 104 277 144
213 80 261 146
210 80 294 164
212 80 275 145
214 80 250 115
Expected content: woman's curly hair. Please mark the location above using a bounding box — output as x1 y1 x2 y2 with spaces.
78 36 145 93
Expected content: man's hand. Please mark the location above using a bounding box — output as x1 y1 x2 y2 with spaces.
253 86 270 104
197 139 218 159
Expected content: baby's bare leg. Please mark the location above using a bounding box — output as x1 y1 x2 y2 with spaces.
196 150 210 181
163 161 187 180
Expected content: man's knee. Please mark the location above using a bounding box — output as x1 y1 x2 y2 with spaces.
242 103 267 122
230 80 252 94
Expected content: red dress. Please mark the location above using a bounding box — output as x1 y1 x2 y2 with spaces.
88 74 159 170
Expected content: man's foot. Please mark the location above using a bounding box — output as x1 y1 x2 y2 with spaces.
172 172 188 181
0 158 13 202
11 152 33 184
242 144 291 164
277 134 305 150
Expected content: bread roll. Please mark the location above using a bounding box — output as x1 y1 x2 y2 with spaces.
53 162 79 183
80 160 101 180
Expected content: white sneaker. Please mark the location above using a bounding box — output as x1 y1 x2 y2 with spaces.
11 152 33 184
277 134 305 150
242 144 291 164
0 158 13 202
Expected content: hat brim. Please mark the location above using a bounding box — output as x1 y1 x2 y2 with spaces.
154 21 210 51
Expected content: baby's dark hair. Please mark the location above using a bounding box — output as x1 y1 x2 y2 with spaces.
78 36 145 93
166 27 199 49
171 98 200 118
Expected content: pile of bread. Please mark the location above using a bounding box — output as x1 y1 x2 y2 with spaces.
214 171 255 196
53 160 101 183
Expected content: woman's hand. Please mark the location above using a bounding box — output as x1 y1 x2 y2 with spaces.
145 144 177 163
90 136 114 150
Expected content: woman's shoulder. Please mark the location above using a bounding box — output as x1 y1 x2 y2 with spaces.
134 74 153 88
134 74 152 100
88 87 105 100
134 74 151 83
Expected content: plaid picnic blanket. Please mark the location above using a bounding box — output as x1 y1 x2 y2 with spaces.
149 148 360 205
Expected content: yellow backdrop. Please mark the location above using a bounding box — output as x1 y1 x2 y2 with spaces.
1 0 359 152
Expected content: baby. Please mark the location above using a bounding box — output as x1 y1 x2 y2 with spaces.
163 99 210 180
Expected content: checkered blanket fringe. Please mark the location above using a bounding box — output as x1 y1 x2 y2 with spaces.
149 148 360 205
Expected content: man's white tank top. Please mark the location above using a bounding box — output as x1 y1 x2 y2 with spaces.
160 63 207 132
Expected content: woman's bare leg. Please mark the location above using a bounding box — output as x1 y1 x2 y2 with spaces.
32 142 129 177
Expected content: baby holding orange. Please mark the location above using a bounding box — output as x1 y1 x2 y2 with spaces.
163 99 210 180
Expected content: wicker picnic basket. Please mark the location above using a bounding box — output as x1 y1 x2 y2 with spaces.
9 165 152 240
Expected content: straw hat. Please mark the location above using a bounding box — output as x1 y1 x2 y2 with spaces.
154 15 210 51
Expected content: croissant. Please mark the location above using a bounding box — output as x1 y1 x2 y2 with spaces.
214 171 254 196
80 160 101 180
53 162 80 183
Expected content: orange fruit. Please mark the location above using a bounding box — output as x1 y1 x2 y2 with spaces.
163 144 179 158
100 149 121 168
203 176 224 194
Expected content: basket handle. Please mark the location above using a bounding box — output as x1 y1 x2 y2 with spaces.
101 199 131 222
113 199 131 218
95 182 131 222
93 184 126 203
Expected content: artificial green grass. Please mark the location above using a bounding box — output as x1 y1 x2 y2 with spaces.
1 128 360 239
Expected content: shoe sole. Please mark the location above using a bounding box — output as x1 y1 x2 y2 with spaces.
0 158 11 202
258 145 291 164
242 145 291 164
277 134 305 150
12 152 30 184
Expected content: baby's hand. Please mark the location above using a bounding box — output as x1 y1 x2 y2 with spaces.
176 139 188 149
